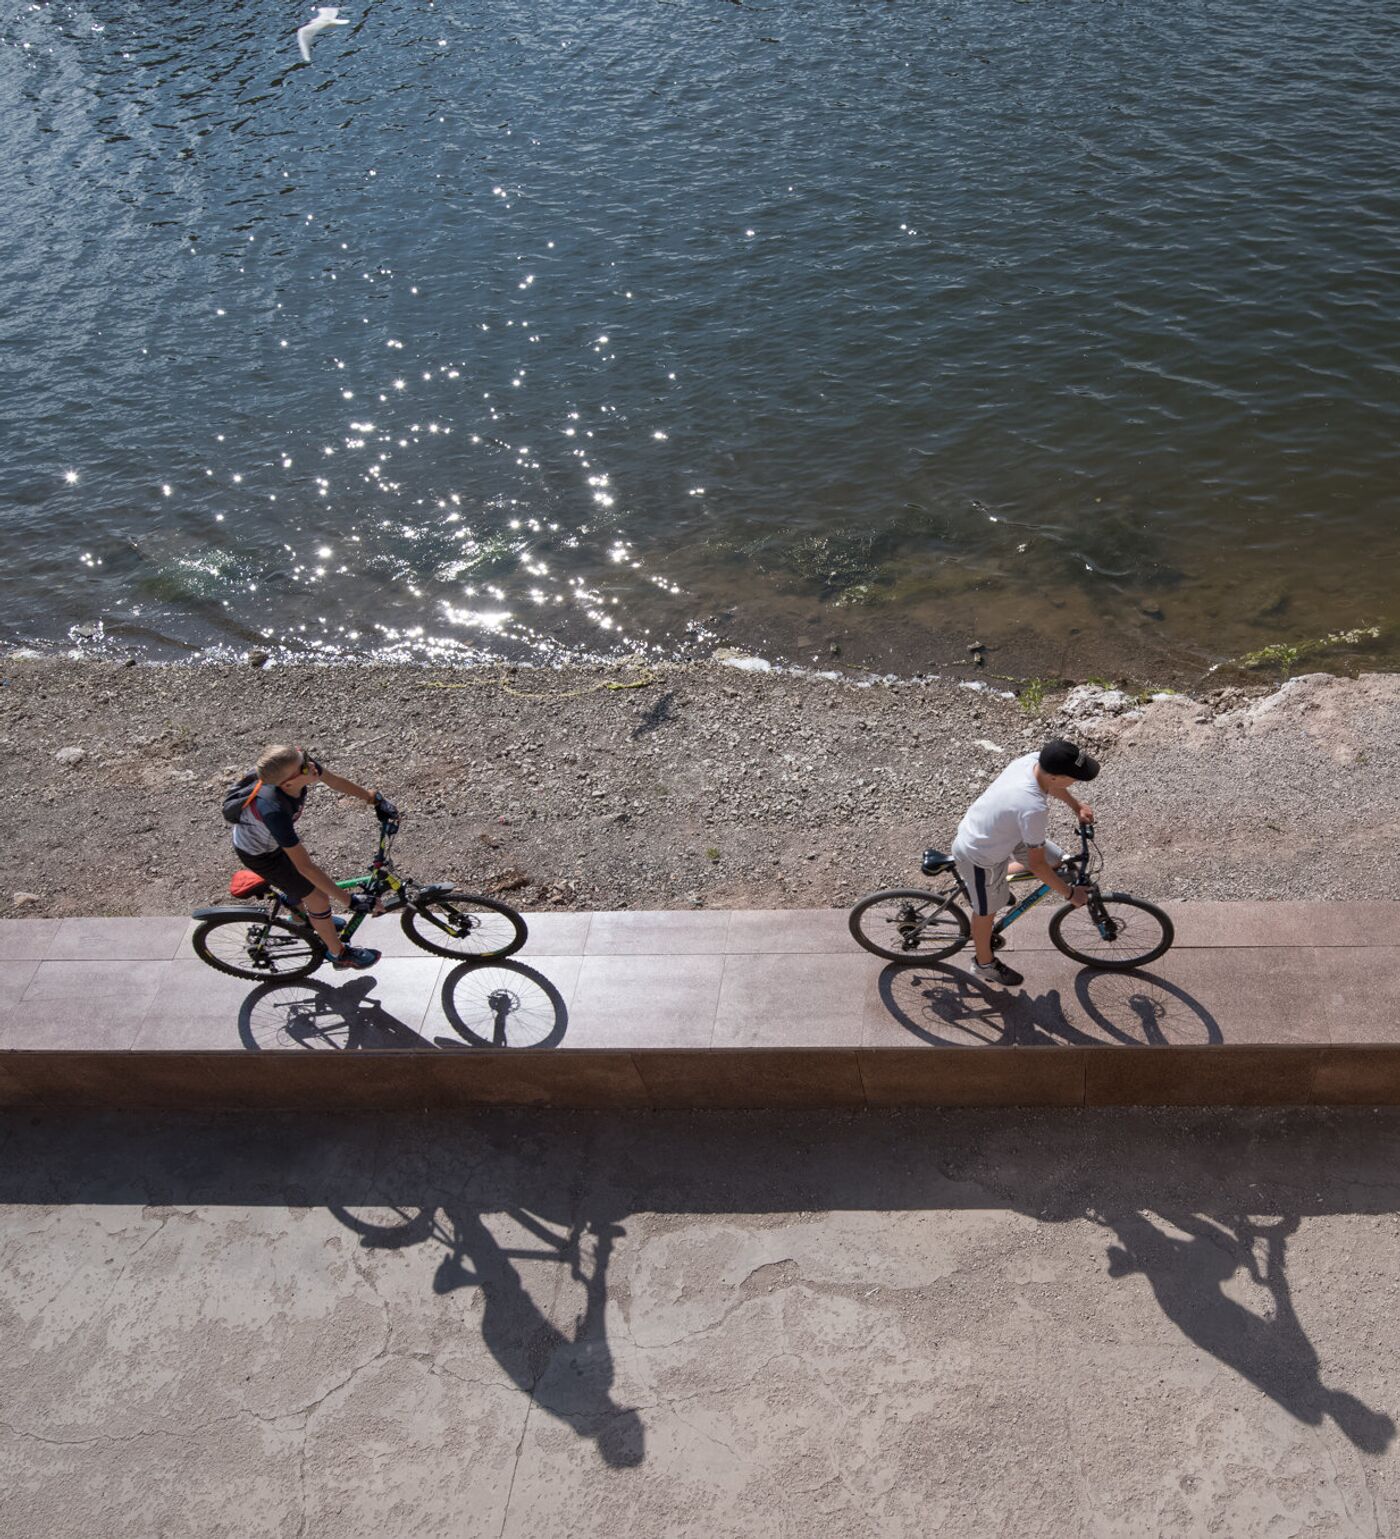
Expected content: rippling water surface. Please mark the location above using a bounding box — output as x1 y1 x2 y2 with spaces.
3 0 1399 676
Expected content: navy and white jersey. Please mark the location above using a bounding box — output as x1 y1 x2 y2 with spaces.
230 782 308 856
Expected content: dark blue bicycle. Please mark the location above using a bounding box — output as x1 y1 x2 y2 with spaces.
849 822 1174 970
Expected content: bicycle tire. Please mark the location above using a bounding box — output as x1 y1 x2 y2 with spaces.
1047 893 1175 970
401 891 528 961
192 912 326 981
327 1203 437 1249
848 888 971 963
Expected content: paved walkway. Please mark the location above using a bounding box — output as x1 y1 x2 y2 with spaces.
2 904 1399 1106
4 1106 1399 1537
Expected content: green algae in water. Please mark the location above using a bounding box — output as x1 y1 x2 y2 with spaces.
1237 626 1383 677
138 548 260 604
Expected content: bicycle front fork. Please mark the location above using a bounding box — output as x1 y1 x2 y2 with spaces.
1087 893 1119 941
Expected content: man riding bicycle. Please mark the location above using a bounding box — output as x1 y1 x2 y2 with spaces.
952 738 1099 988
229 744 397 971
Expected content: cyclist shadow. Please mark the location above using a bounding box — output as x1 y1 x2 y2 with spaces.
877 962 1223 1047
236 961 569 1052
238 975 436 1052
874 967 1388 1450
331 1200 643 1468
1092 1209 1394 1454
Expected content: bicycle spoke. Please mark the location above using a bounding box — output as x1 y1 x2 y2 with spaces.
202 917 318 977
857 893 965 957
401 893 528 960
1053 900 1170 966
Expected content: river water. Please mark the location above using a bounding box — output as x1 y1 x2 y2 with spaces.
3 0 1399 679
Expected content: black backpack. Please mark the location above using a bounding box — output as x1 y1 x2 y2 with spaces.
221 772 263 825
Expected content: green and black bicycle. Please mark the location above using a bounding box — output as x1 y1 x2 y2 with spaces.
849 822 1174 971
191 811 527 981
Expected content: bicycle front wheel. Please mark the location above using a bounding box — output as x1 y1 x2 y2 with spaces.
193 913 326 980
401 891 528 961
849 889 970 963
1048 893 1174 970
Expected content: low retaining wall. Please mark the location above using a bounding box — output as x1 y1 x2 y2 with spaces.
4 904 1399 1109
5 1045 1400 1111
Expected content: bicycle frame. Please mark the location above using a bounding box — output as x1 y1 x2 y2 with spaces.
947 822 1106 939
206 824 407 949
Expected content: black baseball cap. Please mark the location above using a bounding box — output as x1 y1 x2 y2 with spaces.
1039 739 1100 781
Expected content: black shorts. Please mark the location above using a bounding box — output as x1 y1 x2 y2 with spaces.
236 847 317 907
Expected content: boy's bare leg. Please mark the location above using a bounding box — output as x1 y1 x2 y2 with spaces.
303 905 344 957
971 913 997 966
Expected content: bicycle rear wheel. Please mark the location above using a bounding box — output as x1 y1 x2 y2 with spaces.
401 891 528 961
193 913 326 980
1048 894 1174 970
849 888 970 963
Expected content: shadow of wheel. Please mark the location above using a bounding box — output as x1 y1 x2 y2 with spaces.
327 1203 438 1249
436 959 569 1049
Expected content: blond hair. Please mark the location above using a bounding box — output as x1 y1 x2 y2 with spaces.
256 744 303 783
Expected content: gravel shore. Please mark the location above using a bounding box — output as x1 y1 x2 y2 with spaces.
2 656 1396 919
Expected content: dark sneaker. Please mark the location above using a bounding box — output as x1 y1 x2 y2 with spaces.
331 945 381 971
972 958 1024 988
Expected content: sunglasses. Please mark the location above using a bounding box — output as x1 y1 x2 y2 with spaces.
278 750 319 785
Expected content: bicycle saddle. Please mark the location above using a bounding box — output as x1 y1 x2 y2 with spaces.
921 848 955 875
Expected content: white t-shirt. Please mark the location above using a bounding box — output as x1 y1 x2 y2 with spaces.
953 753 1049 865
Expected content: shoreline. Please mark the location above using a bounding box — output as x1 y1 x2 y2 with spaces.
2 656 1397 920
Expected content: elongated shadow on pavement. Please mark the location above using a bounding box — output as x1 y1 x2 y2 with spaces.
3 1110 1392 1461
436 960 569 1049
877 962 1222 1047
238 976 436 1051
330 1198 642 1467
1095 1210 1394 1453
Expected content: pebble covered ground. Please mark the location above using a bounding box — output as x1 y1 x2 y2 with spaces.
1 657 1396 918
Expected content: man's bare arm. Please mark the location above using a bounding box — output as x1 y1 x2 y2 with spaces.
1024 846 1088 905
1048 783 1093 823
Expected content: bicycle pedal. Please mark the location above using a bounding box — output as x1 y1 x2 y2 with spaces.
991 933 1006 952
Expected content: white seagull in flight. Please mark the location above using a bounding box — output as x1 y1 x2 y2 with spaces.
297 7 350 64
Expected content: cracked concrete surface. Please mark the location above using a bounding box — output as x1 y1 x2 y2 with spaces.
2 1107 1399 1537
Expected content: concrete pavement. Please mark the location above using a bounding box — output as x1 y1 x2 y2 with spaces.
2 1106 1398 1537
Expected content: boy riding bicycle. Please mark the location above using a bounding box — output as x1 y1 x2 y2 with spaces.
952 739 1099 988
228 745 397 971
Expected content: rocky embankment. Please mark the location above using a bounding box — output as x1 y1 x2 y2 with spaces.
1 657 1397 917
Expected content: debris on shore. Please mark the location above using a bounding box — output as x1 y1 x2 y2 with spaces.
1 658 1396 917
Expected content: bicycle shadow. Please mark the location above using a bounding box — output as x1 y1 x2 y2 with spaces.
435 960 570 1050
238 975 436 1052
330 1198 642 1468
1092 1209 1394 1454
876 961 1223 1048
236 960 569 1052
2 1111 1393 1464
